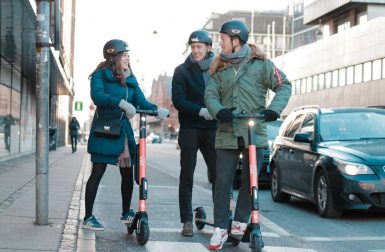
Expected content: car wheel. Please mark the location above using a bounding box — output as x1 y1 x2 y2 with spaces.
314 170 341 218
270 165 290 202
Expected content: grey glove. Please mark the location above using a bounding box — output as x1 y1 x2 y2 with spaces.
199 108 213 120
119 100 136 119
157 108 169 120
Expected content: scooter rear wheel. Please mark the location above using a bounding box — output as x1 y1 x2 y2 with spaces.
250 233 263 252
126 224 134 234
194 207 206 230
228 236 240 246
136 220 150 245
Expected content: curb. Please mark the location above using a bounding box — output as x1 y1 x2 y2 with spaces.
58 153 95 252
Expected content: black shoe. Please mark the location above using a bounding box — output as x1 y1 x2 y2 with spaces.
182 221 194 237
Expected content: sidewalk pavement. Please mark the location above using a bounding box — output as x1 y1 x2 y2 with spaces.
0 146 92 252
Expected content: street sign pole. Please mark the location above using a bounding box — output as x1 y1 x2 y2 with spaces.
35 0 51 225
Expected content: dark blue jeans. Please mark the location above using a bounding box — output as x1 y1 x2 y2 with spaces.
70 134 78 152
178 128 216 223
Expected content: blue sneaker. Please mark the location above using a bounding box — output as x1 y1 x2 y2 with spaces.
120 209 135 224
82 215 104 231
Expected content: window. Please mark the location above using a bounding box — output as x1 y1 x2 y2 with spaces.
383 58 385 79
354 64 362 83
284 113 306 138
363 61 372 82
372 59 381 80
300 114 315 139
318 73 325 90
296 80 301 95
338 68 346 86
301 78 306 94
325 72 331 88
312 75 318 91
346 66 354 85
332 70 338 87
306 77 312 93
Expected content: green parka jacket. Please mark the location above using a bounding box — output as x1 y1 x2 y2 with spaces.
204 44 292 149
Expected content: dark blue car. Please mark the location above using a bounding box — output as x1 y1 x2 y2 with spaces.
270 106 385 217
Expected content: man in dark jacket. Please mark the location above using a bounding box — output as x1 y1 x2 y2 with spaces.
172 30 217 237
69 116 80 153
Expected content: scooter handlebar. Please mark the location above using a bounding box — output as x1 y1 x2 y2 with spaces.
136 109 158 116
233 112 265 119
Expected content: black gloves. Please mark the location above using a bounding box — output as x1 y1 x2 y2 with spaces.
217 108 236 122
264 109 279 122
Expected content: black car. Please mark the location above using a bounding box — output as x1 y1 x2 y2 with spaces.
270 106 385 217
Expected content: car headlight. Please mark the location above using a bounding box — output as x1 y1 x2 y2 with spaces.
334 159 374 175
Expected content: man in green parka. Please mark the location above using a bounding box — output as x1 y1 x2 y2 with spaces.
204 20 292 250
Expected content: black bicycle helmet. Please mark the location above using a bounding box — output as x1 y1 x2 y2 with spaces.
219 20 249 43
188 30 212 45
103 39 129 59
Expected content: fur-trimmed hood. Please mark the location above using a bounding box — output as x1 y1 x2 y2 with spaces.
209 43 267 75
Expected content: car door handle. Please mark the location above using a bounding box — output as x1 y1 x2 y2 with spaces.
289 149 295 154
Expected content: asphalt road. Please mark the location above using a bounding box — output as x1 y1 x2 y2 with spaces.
91 143 385 252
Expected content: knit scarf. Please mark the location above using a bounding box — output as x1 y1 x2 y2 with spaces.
189 51 214 84
220 44 251 69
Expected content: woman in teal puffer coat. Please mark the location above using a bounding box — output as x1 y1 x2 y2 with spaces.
83 39 169 231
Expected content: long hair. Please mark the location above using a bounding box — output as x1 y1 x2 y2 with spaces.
89 52 130 86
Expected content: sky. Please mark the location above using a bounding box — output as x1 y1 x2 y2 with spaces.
73 0 292 124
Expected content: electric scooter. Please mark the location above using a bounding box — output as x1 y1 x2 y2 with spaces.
194 111 265 252
126 109 159 245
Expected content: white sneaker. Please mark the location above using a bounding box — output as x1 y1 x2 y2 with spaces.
231 221 247 236
209 227 228 250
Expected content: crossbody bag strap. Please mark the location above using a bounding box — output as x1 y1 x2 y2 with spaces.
96 85 129 120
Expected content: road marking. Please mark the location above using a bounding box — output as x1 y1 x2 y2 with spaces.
301 236 385 241
263 247 317 252
150 227 279 237
146 241 208 252
145 241 318 252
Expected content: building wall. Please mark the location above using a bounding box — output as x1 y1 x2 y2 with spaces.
0 0 75 160
273 15 385 115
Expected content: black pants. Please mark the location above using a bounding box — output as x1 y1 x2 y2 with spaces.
214 146 264 229
178 128 216 223
84 163 134 220
70 135 78 152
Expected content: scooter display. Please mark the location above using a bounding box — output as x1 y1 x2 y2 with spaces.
194 111 265 252
126 109 159 245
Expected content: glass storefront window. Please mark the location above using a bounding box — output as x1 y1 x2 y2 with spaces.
325 72 331 89
339 68 346 86
296 80 301 95
332 70 338 87
372 59 381 80
346 66 354 85
1 58 12 87
363 61 372 82
354 64 363 83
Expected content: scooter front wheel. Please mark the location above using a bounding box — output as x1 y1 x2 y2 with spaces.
136 220 150 245
250 233 263 252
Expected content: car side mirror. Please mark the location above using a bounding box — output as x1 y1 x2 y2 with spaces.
294 132 311 143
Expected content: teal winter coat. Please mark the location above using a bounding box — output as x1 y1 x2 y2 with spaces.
87 67 157 165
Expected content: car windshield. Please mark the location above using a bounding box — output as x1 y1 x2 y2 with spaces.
320 111 385 141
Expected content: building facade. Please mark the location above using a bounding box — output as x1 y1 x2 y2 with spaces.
201 10 292 58
0 0 76 160
273 0 385 115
